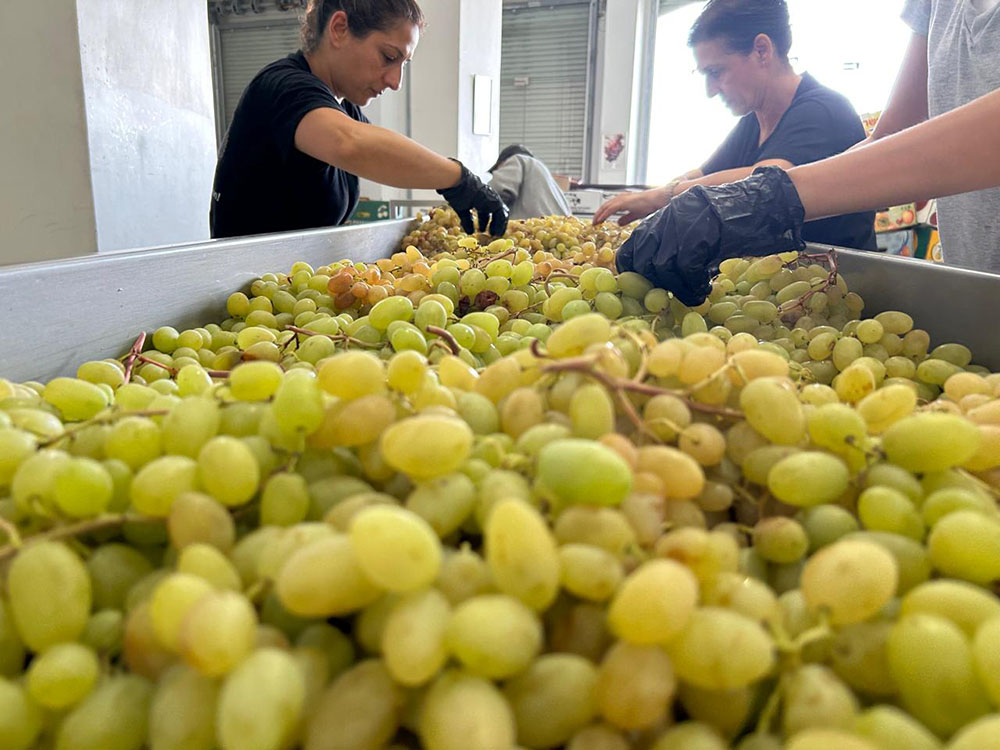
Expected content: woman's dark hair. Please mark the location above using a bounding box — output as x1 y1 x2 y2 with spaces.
488 144 534 173
301 0 425 53
688 0 792 59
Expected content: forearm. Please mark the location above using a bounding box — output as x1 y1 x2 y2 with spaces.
789 89 1000 221
869 32 929 142
341 124 462 189
677 162 790 195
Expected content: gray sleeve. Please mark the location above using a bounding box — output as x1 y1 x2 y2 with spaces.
902 0 931 34
488 159 523 205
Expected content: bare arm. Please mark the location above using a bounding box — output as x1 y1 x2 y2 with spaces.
853 31 929 150
790 89 1000 221
294 107 462 189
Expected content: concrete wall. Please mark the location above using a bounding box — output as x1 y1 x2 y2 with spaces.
77 0 217 252
0 1 98 265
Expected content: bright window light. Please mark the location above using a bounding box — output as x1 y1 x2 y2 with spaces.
646 0 913 185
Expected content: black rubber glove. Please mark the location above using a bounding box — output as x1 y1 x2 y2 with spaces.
616 166 806 306
438 160 510 236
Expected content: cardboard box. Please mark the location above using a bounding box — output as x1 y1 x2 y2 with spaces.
347 200 390 224
875 203 918 233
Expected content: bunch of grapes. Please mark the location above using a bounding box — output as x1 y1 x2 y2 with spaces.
3 217 1000 750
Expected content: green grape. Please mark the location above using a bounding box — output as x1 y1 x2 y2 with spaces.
197 436 260 507
177 543 241 590
350 505 442 592
178 590 256 676
596 641 675 730
752 517 809 562
405 473 477 538
801 539 897 625
380 414 473 480
50 456 112 517
0 677 42 750
834 363 876 402
87 543 154 610
104 416 162 469
381 589 450 686
271 371 323 434
304 659 400 750
216 648 305 750
553 506 636 558
829 620 896 696
902 580 1000 638
546 313 611 358
229 361 284 401
131 455 198 516
856 384 917 434
387 349 427 393
570 382 615 439
739 377 806 445
857 486 924 540
148 664 219 750
168 491 236 551
853 705 941 750
558 543 624 602
607 559 697 644
536 439 632 508
8 541 90 652
149 573 213 651
259 472 310 527
0 428 36 489
276 535 381 617
782 664 859 737
26 642 99 709
843 530 931 594
928 510 1000 585
883 411 980 471
162 396 220 457
390 323 428 354
887 614 991 736
665 607 774 691
446 594 541 678
504 654 599 748
485 499 559 610
807 403 866 455
42 377 110 421
863 462 923 503
767 452 850 507
419 670 516 750
56 674 153 750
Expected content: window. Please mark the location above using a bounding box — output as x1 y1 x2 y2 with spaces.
645 0 912 184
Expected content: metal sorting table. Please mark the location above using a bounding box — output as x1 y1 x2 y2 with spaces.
1 223 998 383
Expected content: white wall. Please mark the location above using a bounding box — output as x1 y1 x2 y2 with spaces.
0 1 98 265
77 0 217 252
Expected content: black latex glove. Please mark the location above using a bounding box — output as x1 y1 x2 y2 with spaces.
616 166 806 306
438 160 510 236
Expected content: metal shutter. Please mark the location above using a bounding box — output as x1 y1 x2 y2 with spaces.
499 3 591 179
217 20 301 131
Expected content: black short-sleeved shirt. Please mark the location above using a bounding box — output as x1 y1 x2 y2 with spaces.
210 51 369 239
701 73 876 250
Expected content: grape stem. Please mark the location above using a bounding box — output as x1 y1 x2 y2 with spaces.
133 354 231 379
121 331 147 384
425 326 460 355
779 249 840 315
0 514 162 564
476 247 517 267
0 516 22 549
283 325 382 349
38 408 171 448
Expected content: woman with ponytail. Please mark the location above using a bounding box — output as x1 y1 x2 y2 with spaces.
210 0 508 239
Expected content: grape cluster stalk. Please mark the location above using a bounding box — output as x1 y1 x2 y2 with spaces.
2 208 1000 750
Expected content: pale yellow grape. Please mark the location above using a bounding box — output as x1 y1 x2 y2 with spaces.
547 313 612 358
947 715 1000 750
131 455 198 516
882 412 981 473
104 416 161 470
0 429 36 489
654 527 740 585
922 487 996 528
807 403 866 455
963 423 1000 470
752 517 809 563
857 486 924 540
162 396 220 457
782 664 859 737
887 614 991 736
834 364 876 403
42 377 110 421
739 377 805 444
676 682 753 738
0 678 42 750
11 449 71 513
486 499 560 610
317 351 386 399
404 473 476 538
500 387 545 438
536 439 632 508
310 393 396 448
257 523 336 582
52 457 112 517
566 724 630 750
229 362 284 401
928 511 1000 585
642 394 691 441
829 620 897 696
559 544 624 602
216 648 305 750
350 505 442 592
438 355 478 390
259 472 310 527
387 349 427 393
647 340 684 377
271 371 324 434
304 659 400 750
55 674 153 750
178 590 256 677
168 491 236 552
844 530 931 594
666 607 774 690
354 594 397 654
379 414 473 480
25 642 99 709
148 664 219 750
8 541 91 652
901 580 1000 638
729 348 789 384
420 670 516 750
503 654 598 748
189 439 258 512
701 572 778 623
436 547 493 605
853 705 942 750
768 452 850 507
785 729 878 750
679 423 726 466
801 540 897 625
380 589 450 686
570 383 616 439
595 641 675 730
275 535 381 617
446 594 541 678
607 559 697 645
678 345 726 386
636 445 705 500
553 506 636 557
972 617 1000 706
150 573 213 652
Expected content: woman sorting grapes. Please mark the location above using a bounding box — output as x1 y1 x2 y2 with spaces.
594 0 875 252
210 0 508 240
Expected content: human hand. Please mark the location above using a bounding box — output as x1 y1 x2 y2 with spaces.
438 161 510 236
592 187 668 226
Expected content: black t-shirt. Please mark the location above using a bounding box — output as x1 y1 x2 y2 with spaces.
210 51 369 239
701 73 876 251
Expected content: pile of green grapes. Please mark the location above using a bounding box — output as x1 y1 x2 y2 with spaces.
3 222 1000 750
